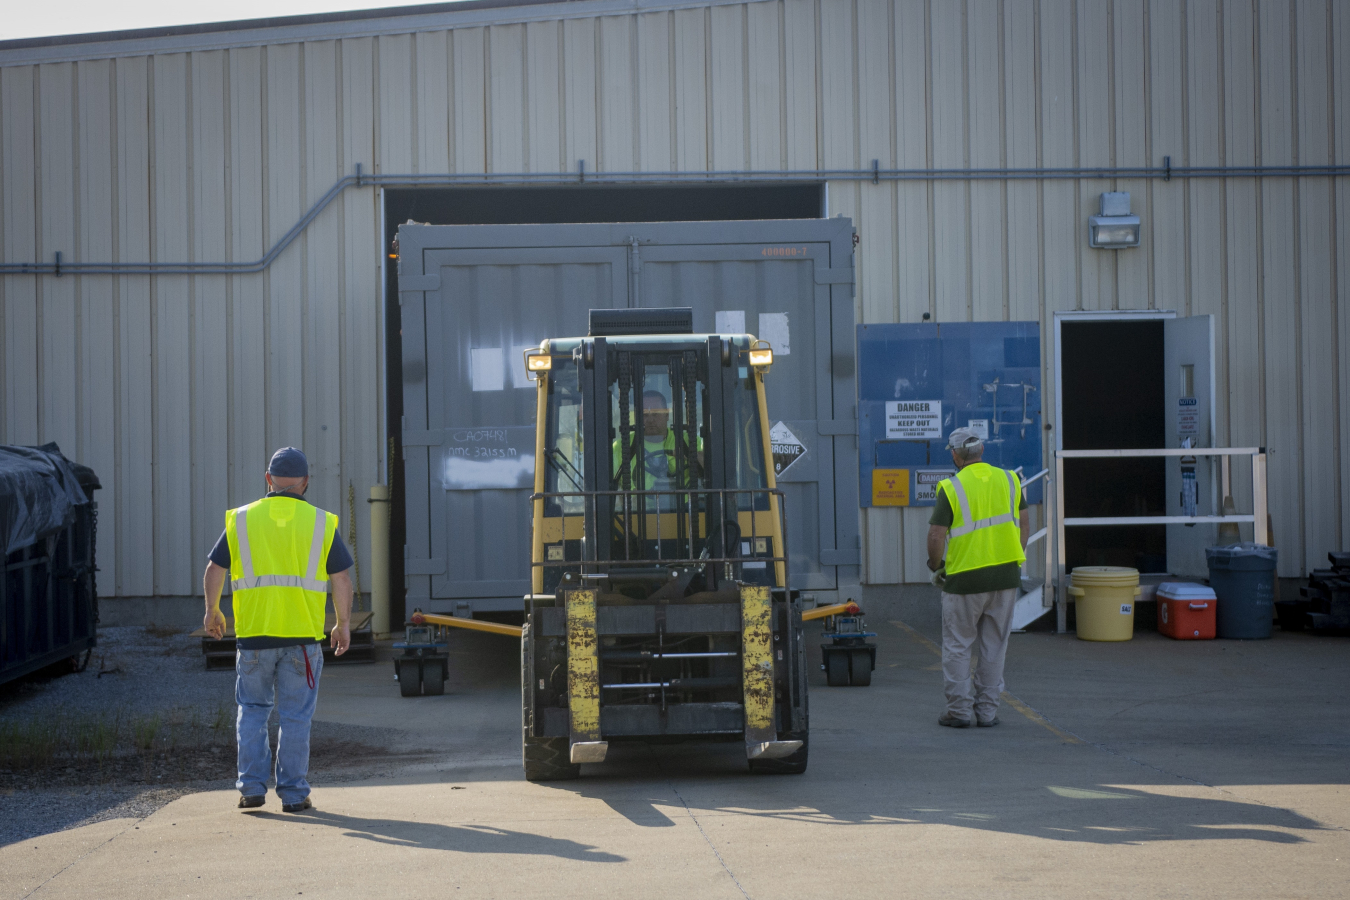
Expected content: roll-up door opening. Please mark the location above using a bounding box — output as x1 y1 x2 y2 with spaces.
382 185 825 627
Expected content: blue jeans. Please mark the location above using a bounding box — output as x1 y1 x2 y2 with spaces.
235 643 323 804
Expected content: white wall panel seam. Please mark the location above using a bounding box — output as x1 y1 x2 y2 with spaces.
1328 0 1345 547
923 0 936 319
0 69 6 443
33 67 45 443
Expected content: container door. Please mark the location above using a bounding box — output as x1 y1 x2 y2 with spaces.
399 218 857 612
401 243 628 611
637 232 858 598
1163 315 1215 577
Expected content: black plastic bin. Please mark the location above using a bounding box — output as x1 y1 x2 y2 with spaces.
0 445 101 686
1205 543 1278 639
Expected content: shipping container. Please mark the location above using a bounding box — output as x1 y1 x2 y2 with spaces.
397 218 859 616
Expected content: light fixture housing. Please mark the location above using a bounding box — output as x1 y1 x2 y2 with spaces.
525 350 552 372
1089 191 1141 249
748 344 774 369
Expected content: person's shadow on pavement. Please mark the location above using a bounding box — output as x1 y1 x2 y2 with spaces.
248 809 625 862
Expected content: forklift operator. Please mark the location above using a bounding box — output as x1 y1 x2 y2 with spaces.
925 427 1030 730
612 389 701 491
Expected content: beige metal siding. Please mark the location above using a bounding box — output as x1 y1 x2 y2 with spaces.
0 0 1344 598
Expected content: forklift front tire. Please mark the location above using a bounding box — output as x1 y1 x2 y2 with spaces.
523 737 580 782
748 733 808 775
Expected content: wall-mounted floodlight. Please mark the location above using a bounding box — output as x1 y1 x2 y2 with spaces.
1089 192 1141 249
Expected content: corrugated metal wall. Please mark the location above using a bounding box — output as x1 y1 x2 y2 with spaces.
0 0 1345 599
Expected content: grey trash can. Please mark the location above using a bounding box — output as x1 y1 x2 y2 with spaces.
1205 543 1278 639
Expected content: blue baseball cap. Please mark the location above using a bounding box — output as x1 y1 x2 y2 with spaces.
267 447 309 478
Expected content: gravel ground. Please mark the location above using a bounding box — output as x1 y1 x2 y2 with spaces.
0 627 428 847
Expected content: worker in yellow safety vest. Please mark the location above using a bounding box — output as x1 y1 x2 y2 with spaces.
926 427 1030 729
611 389 703 494
202 447 354 813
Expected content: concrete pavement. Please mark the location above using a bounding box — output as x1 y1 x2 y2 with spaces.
4 586 1348 899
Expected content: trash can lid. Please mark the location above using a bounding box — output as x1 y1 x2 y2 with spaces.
1205 542 1278 561
1157 581 1217 601
1070 566 1140 586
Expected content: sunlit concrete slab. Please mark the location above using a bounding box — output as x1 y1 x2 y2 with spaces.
3 586 1347 899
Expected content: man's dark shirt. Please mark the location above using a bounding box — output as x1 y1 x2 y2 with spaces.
928 475 1029 595
209 491 353 649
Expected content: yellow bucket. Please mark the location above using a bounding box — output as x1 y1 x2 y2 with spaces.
1069 566 1141 642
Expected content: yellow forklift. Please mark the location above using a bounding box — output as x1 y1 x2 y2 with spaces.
512 307 809 780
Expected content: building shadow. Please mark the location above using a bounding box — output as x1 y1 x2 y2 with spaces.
249 808 626 862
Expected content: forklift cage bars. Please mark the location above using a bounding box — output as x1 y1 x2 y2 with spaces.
530 486 790 594
1049 447 1269 632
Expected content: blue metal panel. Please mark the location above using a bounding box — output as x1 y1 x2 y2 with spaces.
857 323 1042 507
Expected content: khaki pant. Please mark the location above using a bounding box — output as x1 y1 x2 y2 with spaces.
941 588 1017 722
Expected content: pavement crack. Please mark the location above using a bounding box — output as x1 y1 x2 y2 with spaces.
20 816 140 900
670 782 751 899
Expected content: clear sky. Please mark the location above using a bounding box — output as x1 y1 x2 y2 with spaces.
1 1 465 42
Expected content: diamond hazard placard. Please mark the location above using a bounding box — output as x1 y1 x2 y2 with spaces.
769 421 806 477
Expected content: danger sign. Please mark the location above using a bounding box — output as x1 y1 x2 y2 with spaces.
769 421 807 477
885 400 943 439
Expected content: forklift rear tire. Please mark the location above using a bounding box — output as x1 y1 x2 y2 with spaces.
397 660 421 697
422 660 446 696
848 649 873 687
825 651 849 687
748 733 809 775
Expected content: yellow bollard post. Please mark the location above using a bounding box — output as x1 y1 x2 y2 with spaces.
369 484 391 639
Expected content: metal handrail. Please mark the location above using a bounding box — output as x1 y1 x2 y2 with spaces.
1049 446 1270 633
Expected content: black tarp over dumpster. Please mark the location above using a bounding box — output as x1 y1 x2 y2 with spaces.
0 443 100 686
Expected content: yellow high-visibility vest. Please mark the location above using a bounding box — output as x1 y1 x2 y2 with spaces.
225 496 337 640
938 463 1025 576
611 431 703 489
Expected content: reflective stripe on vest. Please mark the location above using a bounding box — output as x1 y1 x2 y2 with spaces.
228 506 330 595
946 469 1019 538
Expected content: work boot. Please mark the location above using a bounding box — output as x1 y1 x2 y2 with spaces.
282 797 313 813
938 713 972 728
237 795 265 810
977 716 1000 728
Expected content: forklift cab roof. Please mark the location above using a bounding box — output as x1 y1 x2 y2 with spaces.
588 307 693 337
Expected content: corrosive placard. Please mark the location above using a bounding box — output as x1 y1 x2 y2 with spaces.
885 400 943 439
770 421 807 477
1177 397 1199 436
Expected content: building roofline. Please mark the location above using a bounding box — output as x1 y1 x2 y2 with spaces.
0 0 752 65
0 0 545 52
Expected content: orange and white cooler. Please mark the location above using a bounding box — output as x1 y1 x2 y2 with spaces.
1157 582 1217 640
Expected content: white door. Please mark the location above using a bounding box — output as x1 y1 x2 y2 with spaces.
1163 315 1216 576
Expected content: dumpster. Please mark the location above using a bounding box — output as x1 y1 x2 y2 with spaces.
1206 543 1278 639
1069 566 1140 641
0 443 100 686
